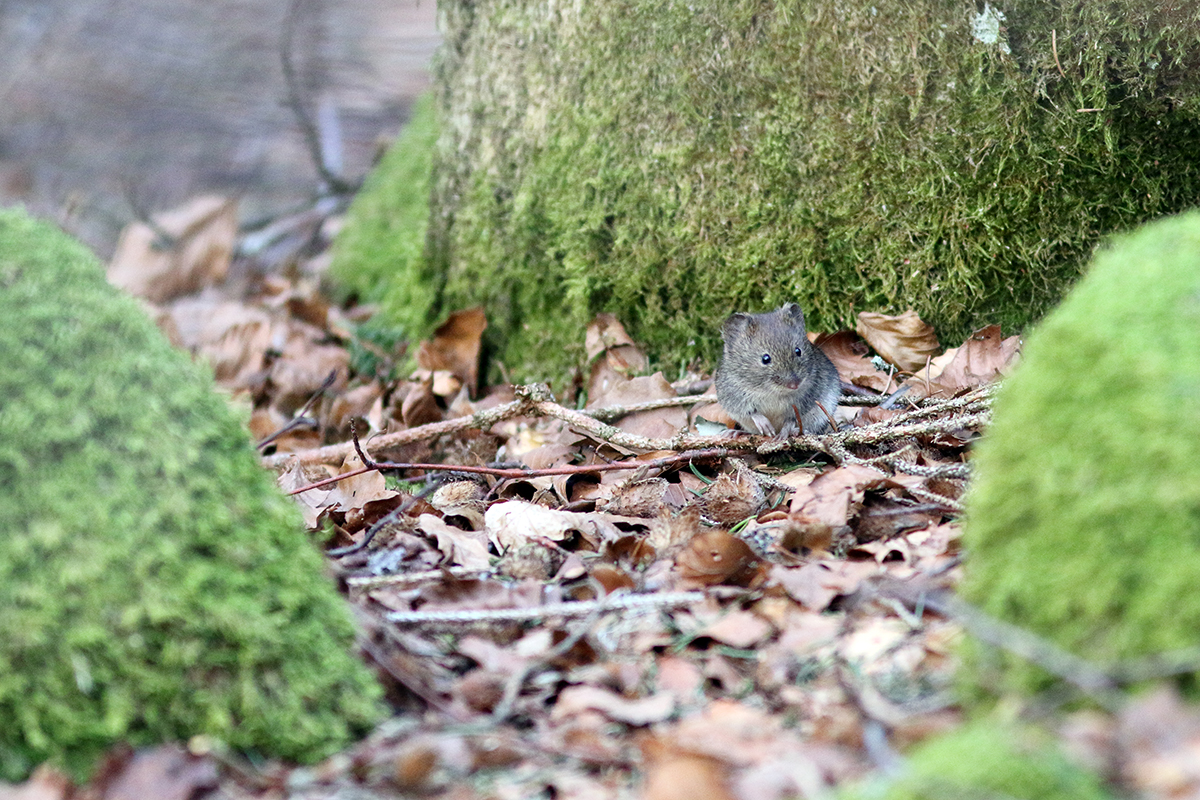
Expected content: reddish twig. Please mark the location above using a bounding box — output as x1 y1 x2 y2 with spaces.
287 428 732 496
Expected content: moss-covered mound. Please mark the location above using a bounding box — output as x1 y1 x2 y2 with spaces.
332 0 1200 381
843 719 1114 800
333 91 438 324
0 208 385 781
962 211 1200 696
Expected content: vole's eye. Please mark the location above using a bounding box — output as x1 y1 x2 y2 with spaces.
794 346 804 358
761 353 771 365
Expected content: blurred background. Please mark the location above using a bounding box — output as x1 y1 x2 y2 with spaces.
0 0 439 257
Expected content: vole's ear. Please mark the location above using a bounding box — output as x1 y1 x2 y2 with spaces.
780 303 806 328
722 312 755 338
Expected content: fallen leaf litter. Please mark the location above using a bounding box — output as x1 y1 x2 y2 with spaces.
24 196 1192 798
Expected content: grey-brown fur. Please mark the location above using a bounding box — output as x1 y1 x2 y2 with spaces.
715 303 841 436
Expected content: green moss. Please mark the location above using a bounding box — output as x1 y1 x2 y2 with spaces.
330 91 438 336
843 719 1114 800
336 0 1200 384
0 208 385 781
961 211 1200 697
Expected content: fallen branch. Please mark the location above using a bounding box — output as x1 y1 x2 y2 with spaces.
264 383 994 471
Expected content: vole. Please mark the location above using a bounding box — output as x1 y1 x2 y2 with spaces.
715 303 841 436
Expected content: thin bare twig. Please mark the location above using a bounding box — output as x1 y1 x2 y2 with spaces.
280 0 355 194
385 590 711 627
585 393 717 421
286 446 732 495
257 369 338 450
326 478 440 558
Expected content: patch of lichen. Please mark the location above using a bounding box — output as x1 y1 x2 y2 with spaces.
0 208 385 781
961 211 1200 698
334 0 1200 384
842 718 1115 799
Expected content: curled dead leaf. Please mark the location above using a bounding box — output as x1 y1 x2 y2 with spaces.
640 740 735 800
326 382 382 441
108 195 238 303
589 372 686 440
856 310 941 373
400 379 444 428
415 306 487 397
815 330 894 393
554 685 676 726
268 340 350 415
587 313 651 404
788 463 894 529
585 312 648 365
677 530 765 588
590 563 637 594
904 324 1021 399
699 609 774 649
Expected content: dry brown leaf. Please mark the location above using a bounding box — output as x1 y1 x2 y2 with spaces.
855 310 941 373
251 406 320 455
417 514 492 570
97 745 218 800
641 751 736 800
391 740 441 789
603 534 658 569
770 561 881 611
590 563 637 594
325 453 397 513
108 196 238 303
902 523 962 565
854 497 942 543
485 500 636 551
518 443 578 470
603 477 674 517
772 610 842 657
164 297 278 387
277 460 336 530
400 379 444 428
653 699 864 796
415 306 487 397
554 685 675 726
259 276 332 330
0 766 71 800
430 481 487 527
677 530 765 588
452 670 508 714
692 399 737 432
588 371 687 439
269 339 350 415
815 330 894 393
700 610 774 649
587 313 650 402
788 464 894 529
772 514 837 559
583 311 648 369
326 382 383 440
905 324 1021 399
656 655 706 697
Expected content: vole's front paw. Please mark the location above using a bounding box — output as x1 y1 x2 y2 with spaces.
748 412 776 437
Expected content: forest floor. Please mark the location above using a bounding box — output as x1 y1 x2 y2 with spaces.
9 197 1200 800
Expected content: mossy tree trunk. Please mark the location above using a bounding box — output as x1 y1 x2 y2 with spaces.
336 0 1200 381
